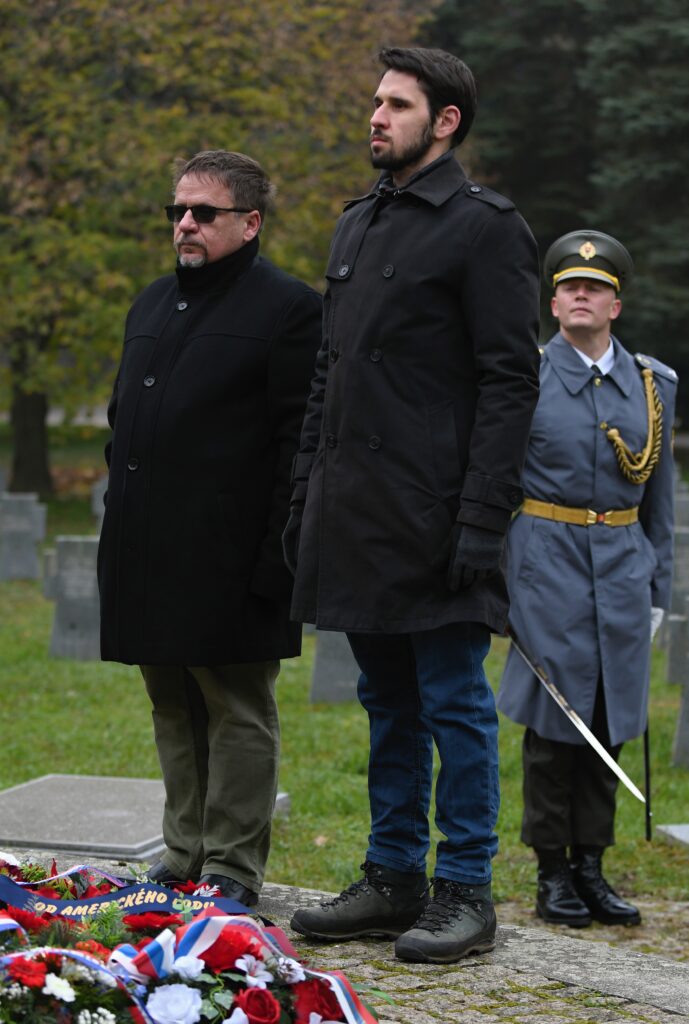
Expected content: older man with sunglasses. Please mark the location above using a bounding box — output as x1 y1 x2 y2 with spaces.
98 150 321 906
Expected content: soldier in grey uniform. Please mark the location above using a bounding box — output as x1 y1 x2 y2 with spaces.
498 230 677 928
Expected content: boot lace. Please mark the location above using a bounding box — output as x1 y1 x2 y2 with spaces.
321 861 391 908
412 879 483 932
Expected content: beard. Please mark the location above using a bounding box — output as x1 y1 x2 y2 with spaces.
175 241 207 268
370 118 435 173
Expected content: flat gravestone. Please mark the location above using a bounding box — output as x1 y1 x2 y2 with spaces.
656 823 689 848
310 629 360 703
0 774 290 862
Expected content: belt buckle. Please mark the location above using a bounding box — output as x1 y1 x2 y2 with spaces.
586 509 611 525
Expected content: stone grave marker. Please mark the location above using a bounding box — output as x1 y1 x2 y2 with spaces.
49 536 101 660
670 526 689 613
0 774 290 861
0 492 46 580
665 612 688 685
43 547 58 599
91 475 107 532
671 665 689 768
310 629 360 703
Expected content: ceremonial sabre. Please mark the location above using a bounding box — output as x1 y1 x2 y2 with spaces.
506 627 646 804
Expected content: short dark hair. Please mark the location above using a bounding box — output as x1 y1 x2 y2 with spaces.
172 150 277 220
377 47 477 148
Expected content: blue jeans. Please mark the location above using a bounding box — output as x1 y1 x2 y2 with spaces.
347 622 499 884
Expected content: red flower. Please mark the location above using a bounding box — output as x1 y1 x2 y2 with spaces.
294 978 344 1023
83 882 115 897
173 880 197 894
123 912 184 932
3 906 51 934
75 939 113 962
7 957 48 988
198 924 261 973
233 986 282 1024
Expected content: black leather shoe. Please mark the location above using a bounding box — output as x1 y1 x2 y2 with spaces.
290 860 429 941
193 873 259 908
146 860 184 886
535 848 591 927
395 878 496 964
570 846 641 926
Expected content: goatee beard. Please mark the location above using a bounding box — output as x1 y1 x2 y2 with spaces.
370 122 435 173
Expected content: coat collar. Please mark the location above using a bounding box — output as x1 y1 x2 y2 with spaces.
545 333 635 397
344 151 468 210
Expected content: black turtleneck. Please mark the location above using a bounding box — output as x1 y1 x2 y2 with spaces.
175 236 260 295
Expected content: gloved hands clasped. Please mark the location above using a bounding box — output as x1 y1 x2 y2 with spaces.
282 482 307 577
447 521 505 592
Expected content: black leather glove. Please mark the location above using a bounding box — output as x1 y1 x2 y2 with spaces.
447 522 505 592
282 504 303 577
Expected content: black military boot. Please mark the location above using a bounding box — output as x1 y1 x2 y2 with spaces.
570 846 641 926
290 861 429 941
394 878 496 964
535 848 592 927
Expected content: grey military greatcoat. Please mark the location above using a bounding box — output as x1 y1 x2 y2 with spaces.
497 333 676 746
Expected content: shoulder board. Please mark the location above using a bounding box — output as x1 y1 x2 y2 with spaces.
634 352 678 383
464 182 515 212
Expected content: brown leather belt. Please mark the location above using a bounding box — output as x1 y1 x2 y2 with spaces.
521 498 639 527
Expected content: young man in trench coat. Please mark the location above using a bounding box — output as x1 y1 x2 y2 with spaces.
284 47 541 963
498 230 676 928
98 151 321 906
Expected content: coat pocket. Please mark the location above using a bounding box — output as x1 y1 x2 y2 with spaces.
427 401 462 498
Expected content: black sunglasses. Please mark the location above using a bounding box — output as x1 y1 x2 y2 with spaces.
165 204 253 224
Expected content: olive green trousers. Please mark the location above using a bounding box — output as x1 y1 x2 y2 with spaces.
141 661 280 892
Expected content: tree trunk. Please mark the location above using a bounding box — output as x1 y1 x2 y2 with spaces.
9 385 54 497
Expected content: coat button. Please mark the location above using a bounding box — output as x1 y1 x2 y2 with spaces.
600 421 608 430
368 435 382 450
326 433 338 448
382 264 394 278
594 376 602 386
176 300 188 311
470 185 482 193
338 264 349 277
127 457 140 471
370 349 382 362
330 349 339 362
143 375 156 387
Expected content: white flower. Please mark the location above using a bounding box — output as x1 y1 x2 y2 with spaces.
76 1010 117 1024
4 982 25 999
42 973 76 1002
223 1010 249 1024
172 954 205 981
0 851 20 866
146 982 203 1024
234 953 273 988
275 955 306 983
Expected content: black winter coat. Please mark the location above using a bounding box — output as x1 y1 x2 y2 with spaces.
290 154 540 634
98 238 322 665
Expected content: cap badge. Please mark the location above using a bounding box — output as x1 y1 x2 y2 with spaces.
579 241 597 261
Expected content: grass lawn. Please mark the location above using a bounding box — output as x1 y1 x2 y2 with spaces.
1 531 688 906
0 426 687 909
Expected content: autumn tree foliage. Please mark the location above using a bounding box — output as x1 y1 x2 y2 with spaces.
0 0 423 492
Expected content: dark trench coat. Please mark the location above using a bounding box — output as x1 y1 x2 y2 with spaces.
497 335 677 745
290 154 541 634
98 239 322 666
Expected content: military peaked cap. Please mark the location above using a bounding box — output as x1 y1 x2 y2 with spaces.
544 229 634 293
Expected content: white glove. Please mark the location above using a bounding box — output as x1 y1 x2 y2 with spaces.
651 607 664 641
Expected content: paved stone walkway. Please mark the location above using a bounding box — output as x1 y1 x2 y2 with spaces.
5 852 688 1022
262 882 689 1023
